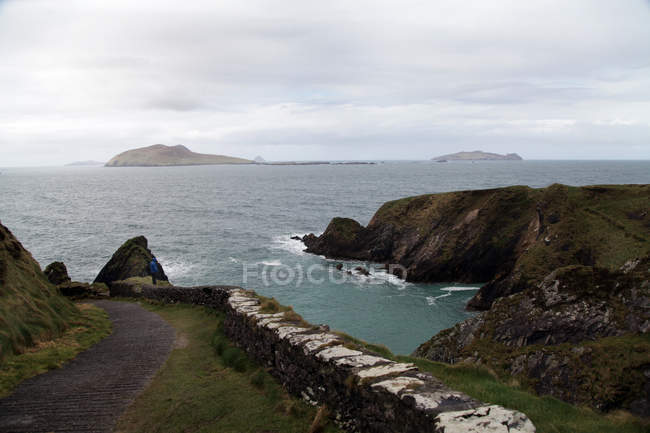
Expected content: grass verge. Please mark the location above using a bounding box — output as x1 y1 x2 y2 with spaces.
116 301 341 433
340 331 648 433
0 303 112 398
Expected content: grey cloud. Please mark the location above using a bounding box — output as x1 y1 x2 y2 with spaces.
0 0 649 166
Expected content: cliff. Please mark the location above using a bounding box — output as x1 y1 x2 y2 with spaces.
105 144 252 167
303 184 650 310
0 222 78 360
432 150 523 161
413 257 650 415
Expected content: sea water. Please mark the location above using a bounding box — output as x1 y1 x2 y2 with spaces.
1 160 648 354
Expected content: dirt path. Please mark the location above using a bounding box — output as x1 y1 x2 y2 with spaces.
0 300 175 433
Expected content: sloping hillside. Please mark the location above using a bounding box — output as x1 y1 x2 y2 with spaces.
105 144 252 167
0 222 78 360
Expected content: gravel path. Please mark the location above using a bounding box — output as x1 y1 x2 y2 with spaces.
0 300 175 433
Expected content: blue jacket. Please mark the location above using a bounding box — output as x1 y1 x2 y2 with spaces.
149 259 159 274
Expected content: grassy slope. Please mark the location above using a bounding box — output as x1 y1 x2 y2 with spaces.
116 299 648 433
117 301 341 433
370 184 649 284
333 331 648 433
0 303 112 398
0 223 80 360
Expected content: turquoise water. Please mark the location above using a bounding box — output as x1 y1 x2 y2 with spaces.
1 160 649 354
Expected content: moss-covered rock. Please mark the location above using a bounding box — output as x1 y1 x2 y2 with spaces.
413 256 650 415
303 184 650 310
94 236 168 286
0 222 78 360
44 261 71 285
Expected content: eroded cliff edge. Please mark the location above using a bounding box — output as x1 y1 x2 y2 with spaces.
303 184 650 310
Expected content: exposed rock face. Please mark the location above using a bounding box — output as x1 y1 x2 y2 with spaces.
44 261 71 285
94 236 168 286
303 184 650 310
57 282 108 299
414 257 650 415
0 222 77 359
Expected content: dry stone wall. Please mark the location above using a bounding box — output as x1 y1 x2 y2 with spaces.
109 283 536 433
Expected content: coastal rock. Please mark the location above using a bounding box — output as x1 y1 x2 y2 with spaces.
302 184 650 310
93 236 168 286
57 281 108 299
414 257 650 415
44 261 71 285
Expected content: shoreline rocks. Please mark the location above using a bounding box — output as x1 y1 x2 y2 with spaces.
413 256 650 416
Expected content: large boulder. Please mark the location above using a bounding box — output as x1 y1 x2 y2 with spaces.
44 261 71 285
94 236 168 286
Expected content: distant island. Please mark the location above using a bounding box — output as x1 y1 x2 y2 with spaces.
65 160 105 166
432 150 523 161
105 144 252 167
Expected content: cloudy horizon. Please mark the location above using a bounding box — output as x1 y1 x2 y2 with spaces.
1 0 649 167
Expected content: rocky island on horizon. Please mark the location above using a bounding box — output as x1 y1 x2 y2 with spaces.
105 144 252 167
432 150 523 161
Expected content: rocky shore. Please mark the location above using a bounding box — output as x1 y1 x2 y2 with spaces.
302 183 650 415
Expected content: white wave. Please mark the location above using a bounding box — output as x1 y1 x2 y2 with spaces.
160 259 197 280
426 292 452 305
228 257 239 263
348 267 410 290
257 260 283 266
271 234 309 256
439 286 480 292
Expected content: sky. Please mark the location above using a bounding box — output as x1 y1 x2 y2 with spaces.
0 0 649 166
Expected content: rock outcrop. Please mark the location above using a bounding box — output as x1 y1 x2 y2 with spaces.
0 222 77 359
303 184 650 310
414 256 650 415
94 236 168 286
44 261 71 285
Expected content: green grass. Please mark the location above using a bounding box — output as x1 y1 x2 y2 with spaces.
0 224 80 360
0 303 112 398
116 301 342 433
397 356 649 433
332 331 648 433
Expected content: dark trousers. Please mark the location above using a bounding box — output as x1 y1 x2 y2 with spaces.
151 274 157 285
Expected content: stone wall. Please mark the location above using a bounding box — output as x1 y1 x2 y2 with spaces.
110 283 536 433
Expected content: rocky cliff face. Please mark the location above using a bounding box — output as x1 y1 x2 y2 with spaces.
413 257 650 415
0 222 77 359
303 184 650 310
94 236 168 286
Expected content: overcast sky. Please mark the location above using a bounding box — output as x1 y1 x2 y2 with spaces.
1 0 649 166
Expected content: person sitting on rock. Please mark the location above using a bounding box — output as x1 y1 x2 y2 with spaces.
149 256 159 285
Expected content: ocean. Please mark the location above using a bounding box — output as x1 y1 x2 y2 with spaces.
1 160 649 354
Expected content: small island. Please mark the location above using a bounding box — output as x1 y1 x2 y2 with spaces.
105 144 252 167
65 160 105 166
432 150 523 161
